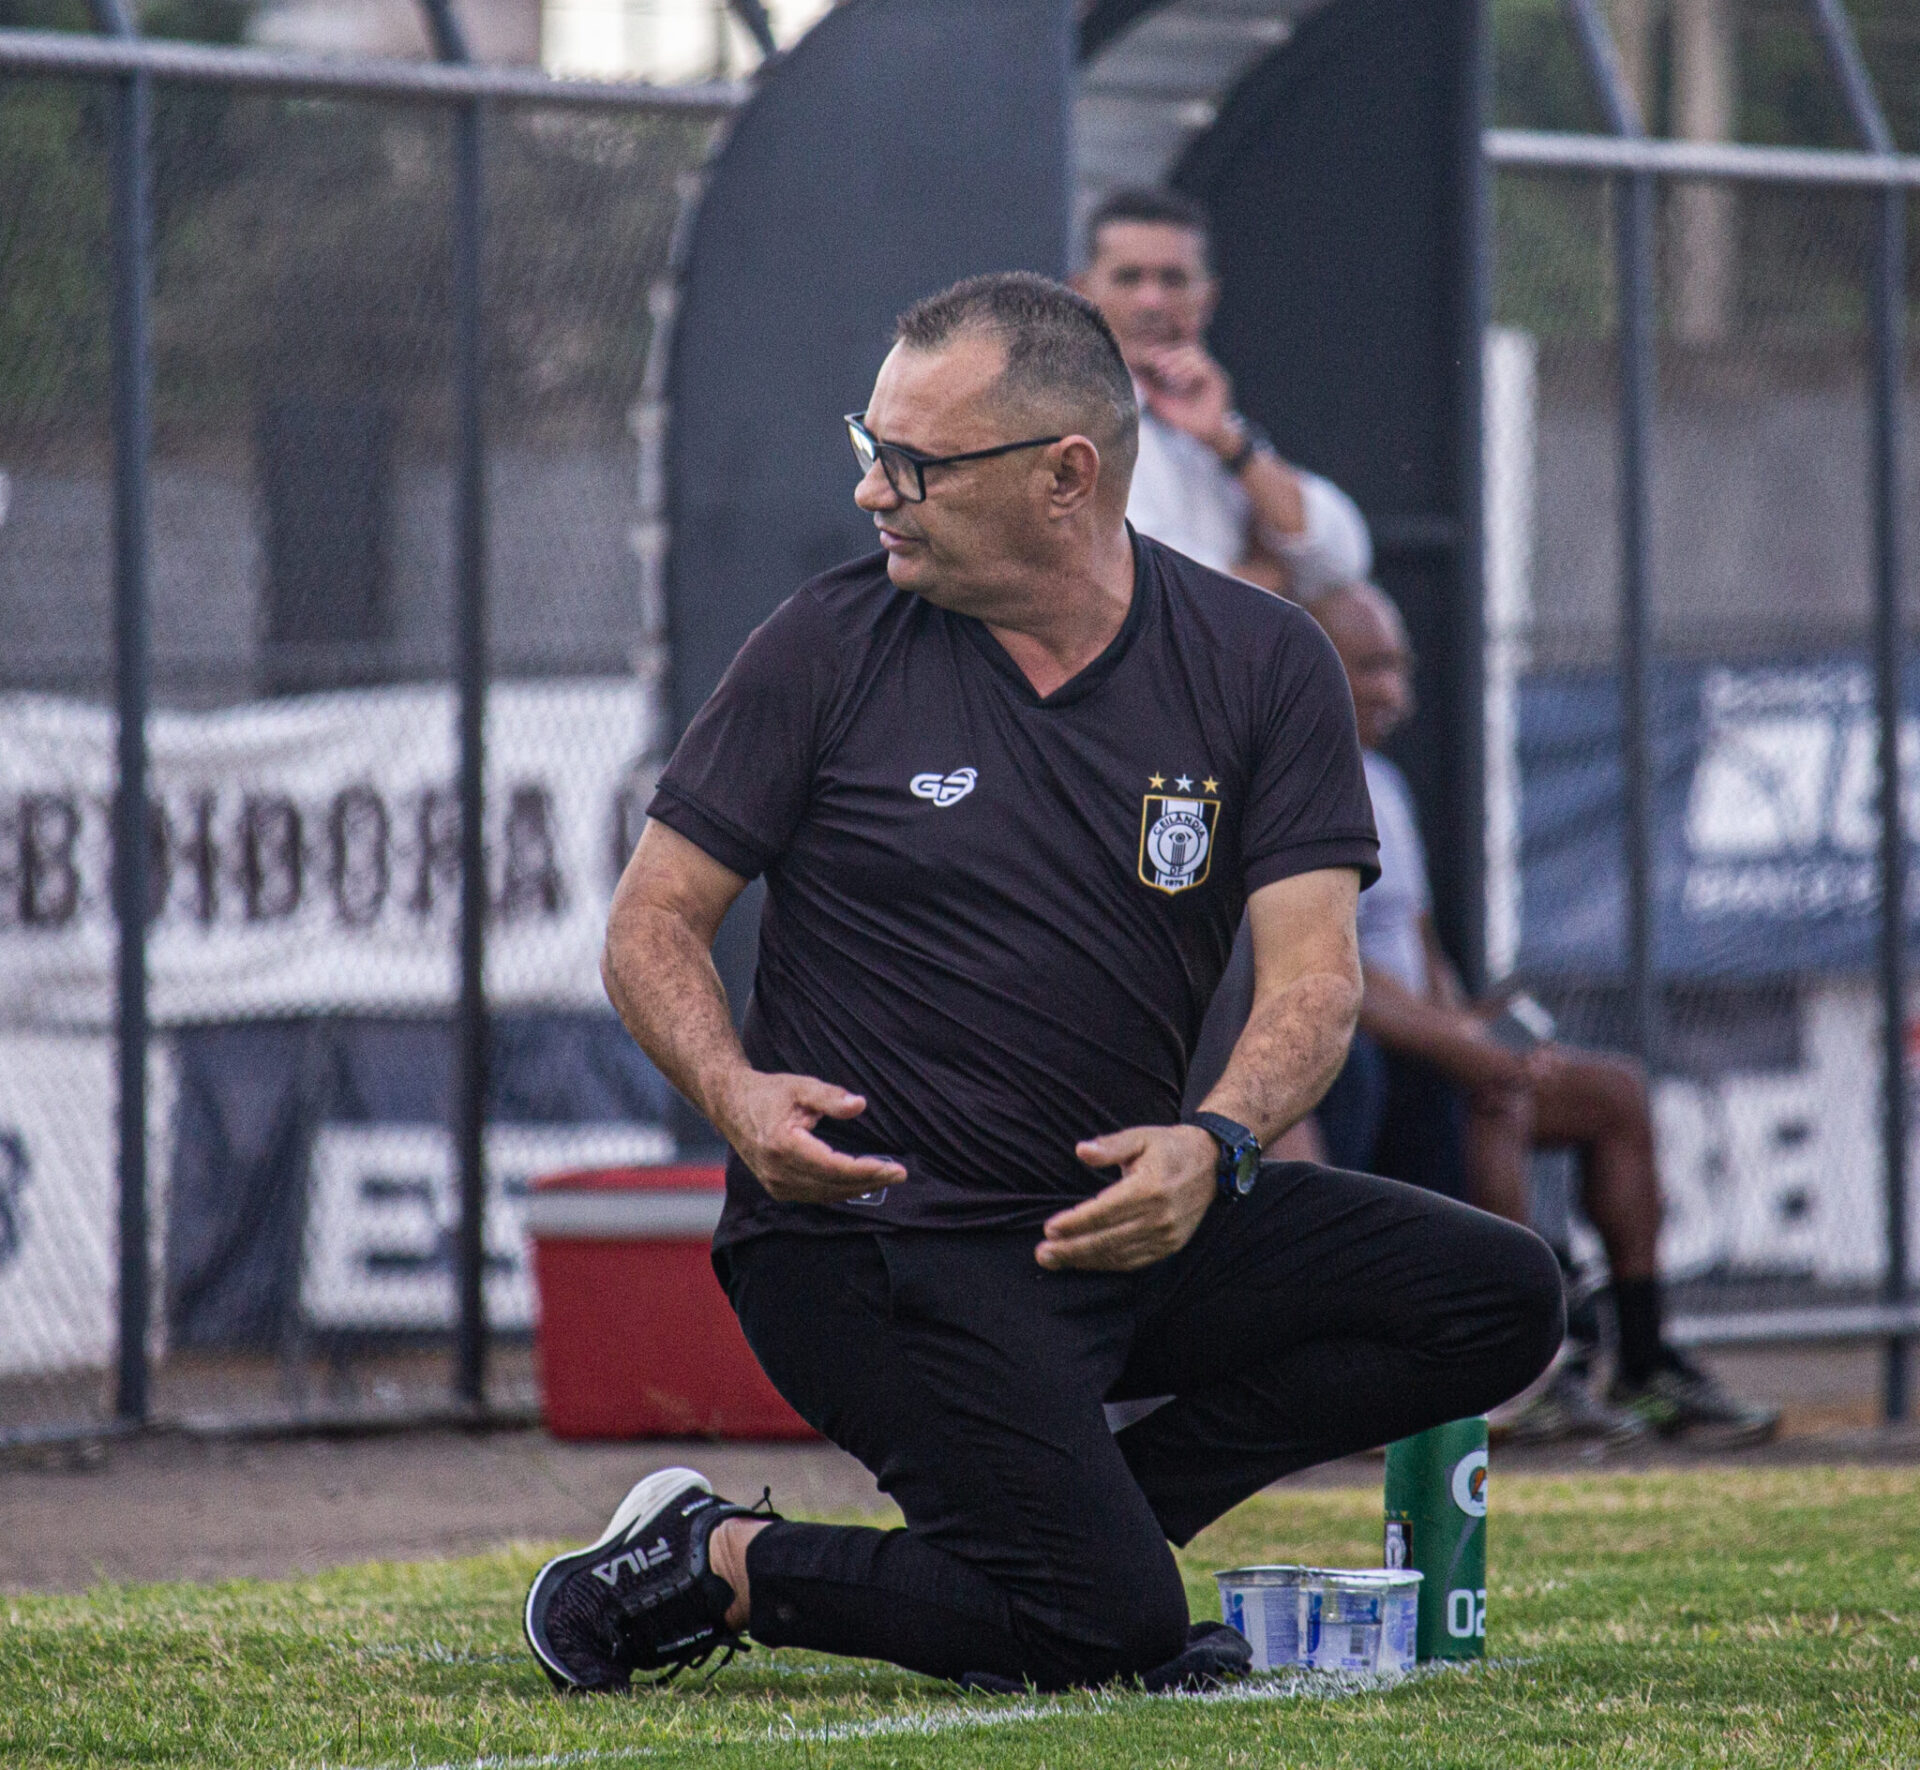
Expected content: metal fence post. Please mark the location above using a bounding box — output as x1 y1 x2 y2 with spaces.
1615 173 1658 1072
1808 0 1909 1422
87 0 153 1428
420 0 490 1412
1563 0 1659 1069
1871 184 1910 1423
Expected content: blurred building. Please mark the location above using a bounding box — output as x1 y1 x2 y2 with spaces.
247 0 834 73
542 0 831 81
250 0 544 63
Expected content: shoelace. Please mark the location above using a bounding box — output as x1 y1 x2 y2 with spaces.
643 1488 780 1689
650 1634 745 1687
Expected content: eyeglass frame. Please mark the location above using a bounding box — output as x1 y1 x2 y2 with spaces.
844 412 1066 503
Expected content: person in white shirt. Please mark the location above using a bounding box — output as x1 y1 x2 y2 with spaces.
1083 188 1370 1163
1310 581 1778 1447
1073 186 1370 602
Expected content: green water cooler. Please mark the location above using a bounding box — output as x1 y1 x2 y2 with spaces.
1383 1417 1487 1660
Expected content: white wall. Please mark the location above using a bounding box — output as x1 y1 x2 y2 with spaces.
541 0 831 82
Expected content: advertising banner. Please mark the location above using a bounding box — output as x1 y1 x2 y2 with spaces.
0 1034 175 1378
1516 659 1920 978
0 681 654 1025
300 1121 674 1332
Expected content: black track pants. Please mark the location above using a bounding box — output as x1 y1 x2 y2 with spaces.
714 1162 1562 1689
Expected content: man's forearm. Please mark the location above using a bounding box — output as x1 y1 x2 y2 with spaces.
1235 448 1307 543
1198 967 1361 1146
602 907 754 1133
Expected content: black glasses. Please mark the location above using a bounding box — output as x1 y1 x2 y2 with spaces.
845 413 1064 502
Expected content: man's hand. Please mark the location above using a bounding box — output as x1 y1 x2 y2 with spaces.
1035 1123 1218 1272
720 1071 908 1205
1134 342 1239 459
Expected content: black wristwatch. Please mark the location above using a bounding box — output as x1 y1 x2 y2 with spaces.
1190 1111 1262 1201
1218 413 1271 477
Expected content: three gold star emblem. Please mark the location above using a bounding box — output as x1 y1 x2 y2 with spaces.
1148 772 1221 793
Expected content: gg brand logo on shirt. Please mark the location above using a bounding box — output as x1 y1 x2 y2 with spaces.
1138 772 1220 894
910 767 977 808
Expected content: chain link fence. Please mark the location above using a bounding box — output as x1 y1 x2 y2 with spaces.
1486 151 1919 1355
0 42 725 1440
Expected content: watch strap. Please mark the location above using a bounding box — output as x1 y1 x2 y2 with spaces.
1219 414 1272 476
1189 1111 1261 1199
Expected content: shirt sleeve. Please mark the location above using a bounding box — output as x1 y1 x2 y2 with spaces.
1239 608 1381 895
1257 469 1373 602
647 589 843 880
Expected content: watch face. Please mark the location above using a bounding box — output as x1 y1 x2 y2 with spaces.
1230 1143 1260 1194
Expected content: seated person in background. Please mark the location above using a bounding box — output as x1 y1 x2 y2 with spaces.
1310 581 1778 1446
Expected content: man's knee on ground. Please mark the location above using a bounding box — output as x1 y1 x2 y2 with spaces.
1013 1559 1188 1687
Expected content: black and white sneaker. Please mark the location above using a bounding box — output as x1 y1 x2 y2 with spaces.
523 1467 777 1693
1608 1353 1781 1446
1139 1620 1253 1693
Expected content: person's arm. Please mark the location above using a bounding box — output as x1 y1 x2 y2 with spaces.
1035 866 1363 1272
1248 469 1372 604
603 819 907 1203
1359 958 1524 1092
1419 912 1469 1011
1131 343 1368 599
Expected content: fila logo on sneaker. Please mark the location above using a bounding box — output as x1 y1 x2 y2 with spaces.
591 1536 674 1585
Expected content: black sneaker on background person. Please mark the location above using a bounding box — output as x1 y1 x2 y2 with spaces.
1501 1362 1649 1447
523 1467 777 1693
1608 1352 1781 1445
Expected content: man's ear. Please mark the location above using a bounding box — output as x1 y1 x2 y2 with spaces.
1046 436 1103 516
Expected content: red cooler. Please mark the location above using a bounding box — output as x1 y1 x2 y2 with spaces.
527 1164 815 1440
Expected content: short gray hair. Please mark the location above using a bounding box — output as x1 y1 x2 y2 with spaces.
895 271 1138 478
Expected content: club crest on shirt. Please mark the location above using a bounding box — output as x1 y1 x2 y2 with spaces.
1138 791 1218 894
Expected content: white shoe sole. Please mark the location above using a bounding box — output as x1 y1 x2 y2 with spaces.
523 1466 713 1689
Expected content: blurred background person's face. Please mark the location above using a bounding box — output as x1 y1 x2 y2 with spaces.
1075 221 1216 363
1317 583 1414 751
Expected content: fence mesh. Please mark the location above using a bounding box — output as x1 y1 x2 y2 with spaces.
1488 161 1918 1328
0 73 715 1438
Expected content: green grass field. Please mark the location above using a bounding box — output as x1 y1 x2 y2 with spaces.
5 1463 1919 1768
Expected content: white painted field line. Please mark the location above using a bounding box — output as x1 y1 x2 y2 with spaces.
761 1666 1446 1745
329 1662 1470 1770
326 1749 658 1770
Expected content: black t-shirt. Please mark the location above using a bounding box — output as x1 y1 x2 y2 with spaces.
650 529 1379 1246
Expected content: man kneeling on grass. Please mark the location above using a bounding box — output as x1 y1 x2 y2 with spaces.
522 273 1563 1696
